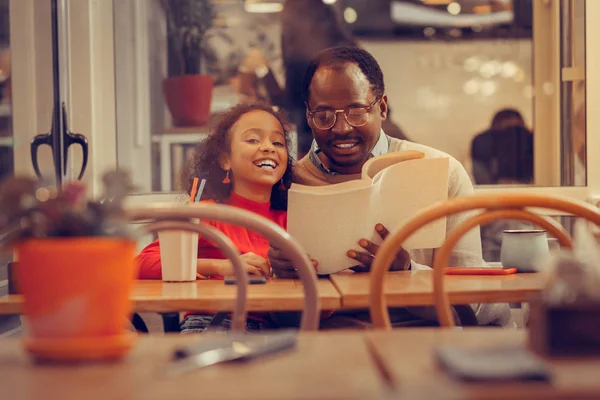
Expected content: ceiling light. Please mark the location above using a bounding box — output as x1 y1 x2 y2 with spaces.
523 85 534 99
423 27 436 37
344 7 358 24
481 81 497 96
447 2 461 15
244 1 283 13
479 62 497 79
513 70 525 82
463 79 480 95
463 56 481 72
448 28 462 37
501 62 518 78
322 0 337 4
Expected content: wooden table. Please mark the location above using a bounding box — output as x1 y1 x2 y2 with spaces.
367 329 600 399
0 271 545 316
2 330 600 399
330 270 545 309
0 333 388 400
0 278 341 315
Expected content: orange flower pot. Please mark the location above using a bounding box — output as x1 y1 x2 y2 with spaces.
15 238 138 362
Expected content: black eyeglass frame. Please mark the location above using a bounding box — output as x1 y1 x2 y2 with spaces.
305 96 382 130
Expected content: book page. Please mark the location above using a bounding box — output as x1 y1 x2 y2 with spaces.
290 179 369 195
288 185 373 274
287 155 449 275
361 150 424 180
368 157 449 249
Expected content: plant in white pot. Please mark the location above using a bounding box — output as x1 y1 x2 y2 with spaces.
162 0 216 127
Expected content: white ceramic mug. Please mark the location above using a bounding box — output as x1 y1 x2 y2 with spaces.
547 237 560 252
158 229 199 282
500 229 549 272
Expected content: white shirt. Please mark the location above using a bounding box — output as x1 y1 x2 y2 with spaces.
297 135 514 326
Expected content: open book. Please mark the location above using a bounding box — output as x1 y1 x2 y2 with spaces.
288 150 449 274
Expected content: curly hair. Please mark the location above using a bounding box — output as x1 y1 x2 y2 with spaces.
185 103 294 211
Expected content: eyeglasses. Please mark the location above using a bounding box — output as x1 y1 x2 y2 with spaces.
306 97 382 130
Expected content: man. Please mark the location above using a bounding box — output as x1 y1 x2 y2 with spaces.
269 46 513 327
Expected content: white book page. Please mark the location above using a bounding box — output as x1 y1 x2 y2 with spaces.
361 150 424 180
369 157 449 249
288 185 373 274
287 156 449 274
290 179 369 194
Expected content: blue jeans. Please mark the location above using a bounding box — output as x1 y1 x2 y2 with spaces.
180 313 274 334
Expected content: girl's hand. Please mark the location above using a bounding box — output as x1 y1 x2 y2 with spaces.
210 253 271 277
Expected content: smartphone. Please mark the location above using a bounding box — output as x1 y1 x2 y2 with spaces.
436 345 551 382
224 276 267 285
444 267 518 275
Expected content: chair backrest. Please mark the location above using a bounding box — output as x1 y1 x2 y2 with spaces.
124 193 188 251
127 203 321 331
124 193 187 208
368 193 600 329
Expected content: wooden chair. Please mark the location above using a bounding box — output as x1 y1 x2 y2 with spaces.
128 202 321 332
368 193 600 329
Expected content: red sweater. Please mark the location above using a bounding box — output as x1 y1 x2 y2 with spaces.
136 192 287 280
137 192 333 323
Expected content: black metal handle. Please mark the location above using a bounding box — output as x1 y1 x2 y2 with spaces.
61 103 88 180
30 132 53 179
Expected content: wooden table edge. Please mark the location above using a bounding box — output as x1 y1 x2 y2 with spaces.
0 293 343 315
340 290 540 309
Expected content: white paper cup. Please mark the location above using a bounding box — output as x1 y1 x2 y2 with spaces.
158 229 199 282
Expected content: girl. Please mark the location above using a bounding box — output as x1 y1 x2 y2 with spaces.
136 103 293 332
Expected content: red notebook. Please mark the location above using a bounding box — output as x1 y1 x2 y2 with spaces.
444 267 517 275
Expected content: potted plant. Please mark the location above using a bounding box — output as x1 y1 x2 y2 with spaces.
0 172 138 362
162 0 216 127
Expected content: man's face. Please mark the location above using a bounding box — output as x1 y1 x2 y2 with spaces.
306 62 387 173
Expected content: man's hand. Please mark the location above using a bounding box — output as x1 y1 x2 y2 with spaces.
268 244 318 279
347 223 411 273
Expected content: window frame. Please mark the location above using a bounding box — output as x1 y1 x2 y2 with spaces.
9 0 600 210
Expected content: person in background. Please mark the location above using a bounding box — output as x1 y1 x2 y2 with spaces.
470 108 534 261
470 108 533 185
268 46 513 328
237 0 409 157
490 108 526 130
136 103 293 332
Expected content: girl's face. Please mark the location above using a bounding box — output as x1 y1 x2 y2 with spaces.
221 110 289 191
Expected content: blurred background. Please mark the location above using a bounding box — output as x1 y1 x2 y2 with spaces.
0 0 587 193
0 0 595 341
